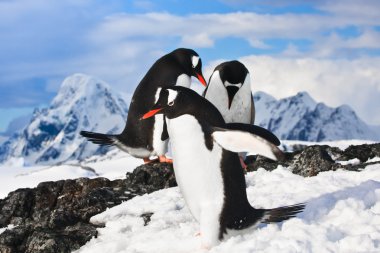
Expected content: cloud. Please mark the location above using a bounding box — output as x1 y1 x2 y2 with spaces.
225 55 380 125
1 0 380 129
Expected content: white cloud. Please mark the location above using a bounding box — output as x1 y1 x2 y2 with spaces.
228 55 380 125
181 33 214 48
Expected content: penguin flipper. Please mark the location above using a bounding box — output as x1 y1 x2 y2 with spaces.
212 127 284 161
223 123 280 146
80 131 116 146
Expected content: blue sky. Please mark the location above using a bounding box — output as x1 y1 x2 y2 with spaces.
1 0 380 131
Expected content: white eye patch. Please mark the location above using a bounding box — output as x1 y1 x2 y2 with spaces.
167 89 178 105
224 81 242 89
192 56 199 68
154 87 162 103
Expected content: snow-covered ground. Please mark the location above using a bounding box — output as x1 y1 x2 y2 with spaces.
77 164 380 253
1 140 380 252
0 150 142 198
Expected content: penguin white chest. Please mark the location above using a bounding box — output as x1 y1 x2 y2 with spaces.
205 73 252 124
167 115 225 222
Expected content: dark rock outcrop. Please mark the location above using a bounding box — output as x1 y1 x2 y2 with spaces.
247 143 380 177
0 163 175 253
0 143 379 252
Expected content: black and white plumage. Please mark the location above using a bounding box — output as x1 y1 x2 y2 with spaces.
203 60 255 124
142 86 304 248
80 48 206 161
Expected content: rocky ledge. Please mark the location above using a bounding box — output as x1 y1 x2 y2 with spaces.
0 143 379 252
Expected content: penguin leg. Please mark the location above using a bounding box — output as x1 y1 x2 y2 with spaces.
199 206 221 249
159 155 173 163
239 156 247 170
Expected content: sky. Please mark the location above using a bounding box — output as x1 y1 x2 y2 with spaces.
1 0 380 132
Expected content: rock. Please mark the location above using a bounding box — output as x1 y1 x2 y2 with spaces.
125 162 177 194
247 143 380 177
290 145 336 176
336 143 380 162
0 162 176 253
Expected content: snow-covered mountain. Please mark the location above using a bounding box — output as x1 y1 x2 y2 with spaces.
254 91 380 141
0 74 128 165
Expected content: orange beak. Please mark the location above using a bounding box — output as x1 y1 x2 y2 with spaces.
140 108 162 120
196 73 207 87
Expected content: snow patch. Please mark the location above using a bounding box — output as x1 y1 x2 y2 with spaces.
335 158 361 165
0 224 15 235
77 164 380 253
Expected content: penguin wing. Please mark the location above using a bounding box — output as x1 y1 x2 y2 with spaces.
223 123 280 146
212 127 284 161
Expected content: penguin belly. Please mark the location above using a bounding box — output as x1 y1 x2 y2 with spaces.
167 115 225 246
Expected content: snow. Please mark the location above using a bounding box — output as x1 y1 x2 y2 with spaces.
0 135 7 145
0 224 15 235
336 158 361 166
0 150 142 198
368 157 380 163
1 139 380 252
76 163 380 253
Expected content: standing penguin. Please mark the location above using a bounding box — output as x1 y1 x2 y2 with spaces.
203 60 254 124
80 48 206 163
203 60 258 168
142 86 304 248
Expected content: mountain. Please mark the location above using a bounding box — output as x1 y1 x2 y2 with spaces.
0 74 128 165
254 91 380 141
0 114 32 145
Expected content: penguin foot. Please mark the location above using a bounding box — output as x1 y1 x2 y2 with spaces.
239 156 247 170
159 155 173 163
143 158 158 164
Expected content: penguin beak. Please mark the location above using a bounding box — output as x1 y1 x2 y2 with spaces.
196 73 207 87
141 108 163 120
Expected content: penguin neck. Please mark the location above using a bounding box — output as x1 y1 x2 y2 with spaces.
175 73 191 88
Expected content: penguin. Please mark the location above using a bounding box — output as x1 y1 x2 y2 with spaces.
203 60 254 124
80 48 206 163
203 60 257 168
141 86 305 248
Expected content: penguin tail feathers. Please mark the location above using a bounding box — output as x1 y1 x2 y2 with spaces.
262 203 305 223
80 131 117 146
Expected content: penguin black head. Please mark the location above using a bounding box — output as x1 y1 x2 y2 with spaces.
141 86 225 124
171 48 207 86
212 60 250 108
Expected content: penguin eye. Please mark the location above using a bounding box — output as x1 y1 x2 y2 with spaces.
168 101 174 106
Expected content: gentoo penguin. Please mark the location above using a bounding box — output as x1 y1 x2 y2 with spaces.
80 48 206 163
203 60 257 168
203 60 254 124
142 86 305 248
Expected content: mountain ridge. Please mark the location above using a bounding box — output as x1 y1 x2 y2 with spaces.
254 91 380 141
0 73 128 165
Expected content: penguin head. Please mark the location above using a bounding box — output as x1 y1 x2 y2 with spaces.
141 86 224 123
211 60 250 108
141 86 194 120
172 48 207 86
